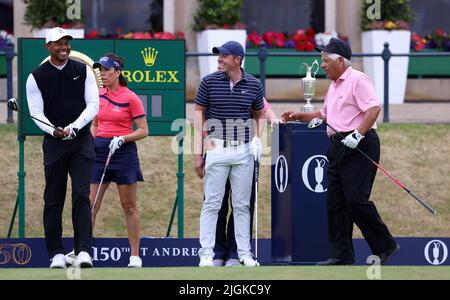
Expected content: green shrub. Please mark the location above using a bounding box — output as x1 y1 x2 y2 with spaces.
361 0 415 31
23 0 84 29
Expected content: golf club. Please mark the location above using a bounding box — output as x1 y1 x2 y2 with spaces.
308 118 437 215
7 98 58 130
91 149 113 214
254 158 259 264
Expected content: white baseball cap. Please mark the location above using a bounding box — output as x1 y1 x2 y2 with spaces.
45 27 73 43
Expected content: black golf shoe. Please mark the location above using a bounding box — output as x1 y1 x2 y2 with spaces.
316 258 354 266
378 243 400 265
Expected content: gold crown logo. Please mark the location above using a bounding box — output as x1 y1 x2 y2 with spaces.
141 47 158 67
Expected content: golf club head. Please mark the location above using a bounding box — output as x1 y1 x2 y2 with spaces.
7 98 18 111
308 118 323 129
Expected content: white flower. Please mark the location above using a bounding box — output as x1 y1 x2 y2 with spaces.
314 31 338 46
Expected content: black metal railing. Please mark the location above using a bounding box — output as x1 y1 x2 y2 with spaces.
3 42 450 123
188 42 450 123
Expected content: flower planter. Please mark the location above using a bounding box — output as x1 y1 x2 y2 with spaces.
362 30 411 104
196 29 247 79
0 55 6 76
245 49 325 77
32 28 85 39
408 49 450 77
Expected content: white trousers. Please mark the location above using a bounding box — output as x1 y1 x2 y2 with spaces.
198 140 254 260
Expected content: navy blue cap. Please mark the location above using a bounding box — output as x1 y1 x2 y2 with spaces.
93 56 122 70
212 41 245 58
315 38 352 60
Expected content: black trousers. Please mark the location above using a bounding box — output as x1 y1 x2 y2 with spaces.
42 134 94 258
327 129 396 261
213 173 256 260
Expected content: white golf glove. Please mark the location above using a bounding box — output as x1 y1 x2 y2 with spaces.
62 123 79 140
341 129 364 149
109 136 125 155
250 136 262 161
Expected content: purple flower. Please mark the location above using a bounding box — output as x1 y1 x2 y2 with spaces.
427 40 437 49
284 40 296 48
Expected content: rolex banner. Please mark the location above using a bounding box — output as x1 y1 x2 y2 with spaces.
18 38 185 136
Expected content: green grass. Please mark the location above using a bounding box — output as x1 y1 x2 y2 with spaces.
1 266 450 280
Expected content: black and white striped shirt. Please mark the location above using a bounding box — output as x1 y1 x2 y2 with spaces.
195 70 264 142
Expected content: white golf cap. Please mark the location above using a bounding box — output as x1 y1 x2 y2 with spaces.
45 27 73 43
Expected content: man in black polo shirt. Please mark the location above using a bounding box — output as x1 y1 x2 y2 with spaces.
26 27 99 268
194 40 265 267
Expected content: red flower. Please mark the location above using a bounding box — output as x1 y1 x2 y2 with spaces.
263 31 286 48
411 32 425 51
306 27 315 37
153 32 177 39
134 32 152 39
85 30 99 39
247 31 263 47
305 41 315 52
435 28 445 37
176 31 185 39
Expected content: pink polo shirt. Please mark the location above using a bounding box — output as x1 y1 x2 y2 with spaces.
96 86 146 138
320 67 379 136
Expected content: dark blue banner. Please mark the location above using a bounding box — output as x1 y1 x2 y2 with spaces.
271 122 330 263
0 237 448 268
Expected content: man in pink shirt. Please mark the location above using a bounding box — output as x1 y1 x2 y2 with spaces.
281 38 399 266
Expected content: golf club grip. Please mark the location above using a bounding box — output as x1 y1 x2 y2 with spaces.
254 160 259 183
405 188 437 215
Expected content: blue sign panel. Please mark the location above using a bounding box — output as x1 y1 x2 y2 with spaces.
0 237 449 267
271 122 330 263
0 238 270 268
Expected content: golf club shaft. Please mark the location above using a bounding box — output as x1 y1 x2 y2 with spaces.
323 120 437 215
8 99 58 130
91 150 112 213
254 160 259 259
21 110 56 129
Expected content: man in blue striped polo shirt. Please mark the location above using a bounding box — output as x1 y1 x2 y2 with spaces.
194 40 265 267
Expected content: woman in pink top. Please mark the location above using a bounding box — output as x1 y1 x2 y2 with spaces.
91 53 149 268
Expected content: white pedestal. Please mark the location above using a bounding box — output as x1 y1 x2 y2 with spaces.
362 30 411 104
196 29 247 79
32 28 85 39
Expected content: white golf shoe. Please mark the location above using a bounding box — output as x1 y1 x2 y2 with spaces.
128 256 143 268
240 255 259 267
225 258 241 267
213 259 224 267
76 251 93 268
199 256 214 267
65 250 77 267
50 254 66 269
